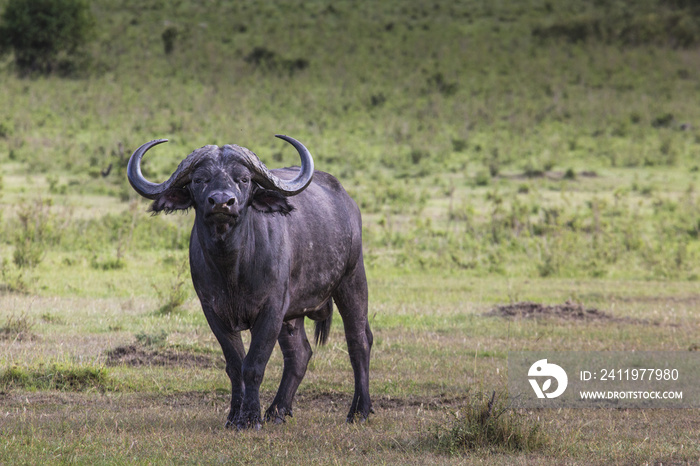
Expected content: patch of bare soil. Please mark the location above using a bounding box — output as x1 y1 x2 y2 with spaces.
105 345 222 369
486 300 610 320
485 300 654 325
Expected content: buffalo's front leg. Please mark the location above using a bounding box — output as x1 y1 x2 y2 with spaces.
222 332 246 428
265 317 312 424
235 309 285 430
205 314 246 428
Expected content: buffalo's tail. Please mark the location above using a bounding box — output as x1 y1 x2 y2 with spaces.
314 299 333 346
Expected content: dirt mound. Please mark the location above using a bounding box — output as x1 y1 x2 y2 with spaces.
485 300 611 321
105 345 221 368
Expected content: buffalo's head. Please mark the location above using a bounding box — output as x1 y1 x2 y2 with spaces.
127 135 314 235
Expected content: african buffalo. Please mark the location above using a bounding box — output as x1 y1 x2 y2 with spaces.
127 135 372 429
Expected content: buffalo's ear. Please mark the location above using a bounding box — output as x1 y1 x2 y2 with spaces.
251 188 294 215
149 188 193 214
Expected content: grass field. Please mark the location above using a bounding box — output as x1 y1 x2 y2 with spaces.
1 276 699 463
1 0 700 463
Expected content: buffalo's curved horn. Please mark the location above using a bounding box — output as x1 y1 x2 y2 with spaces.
243 135 314 196
127 139 168 199
127 139 205 200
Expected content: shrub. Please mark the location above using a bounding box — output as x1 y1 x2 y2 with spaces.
370 93 387 108
451 138 467 152
651 113 675 128
244 46 309 76
427 72 458 96
161 26 178 55
563 168 577 180
0 0 94 75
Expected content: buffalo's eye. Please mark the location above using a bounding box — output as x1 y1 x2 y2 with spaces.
193 178 209 185
240 177 250 184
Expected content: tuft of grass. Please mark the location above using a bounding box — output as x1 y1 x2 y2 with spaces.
0 313 34 341
0 364 109 391
134 330 169 348
474 171 491 187
40 312 65 324
0 259 28 294
432 391 549 455
152 261 190 315
563 168 577 180
11 198 57 270
90 255 125 271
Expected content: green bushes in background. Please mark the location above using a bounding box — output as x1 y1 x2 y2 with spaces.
0 0 94 75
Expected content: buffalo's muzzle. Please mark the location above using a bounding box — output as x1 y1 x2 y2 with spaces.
205 191 240 221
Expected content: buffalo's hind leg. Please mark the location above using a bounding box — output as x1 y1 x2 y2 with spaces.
265 317 312 424
333 262 372 422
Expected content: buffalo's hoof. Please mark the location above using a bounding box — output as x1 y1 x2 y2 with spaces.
235 421 262 431
264 406 292 424
234 412 263 431
237 421 262 431
346 412 370 424
346 404 373 423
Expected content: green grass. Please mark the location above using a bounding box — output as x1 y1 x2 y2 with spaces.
0 0 699 463
0 364 109 391
1 276 698 463
1 1 699 281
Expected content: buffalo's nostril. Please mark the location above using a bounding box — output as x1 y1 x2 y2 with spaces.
226 198 236 206
208 196 216 205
